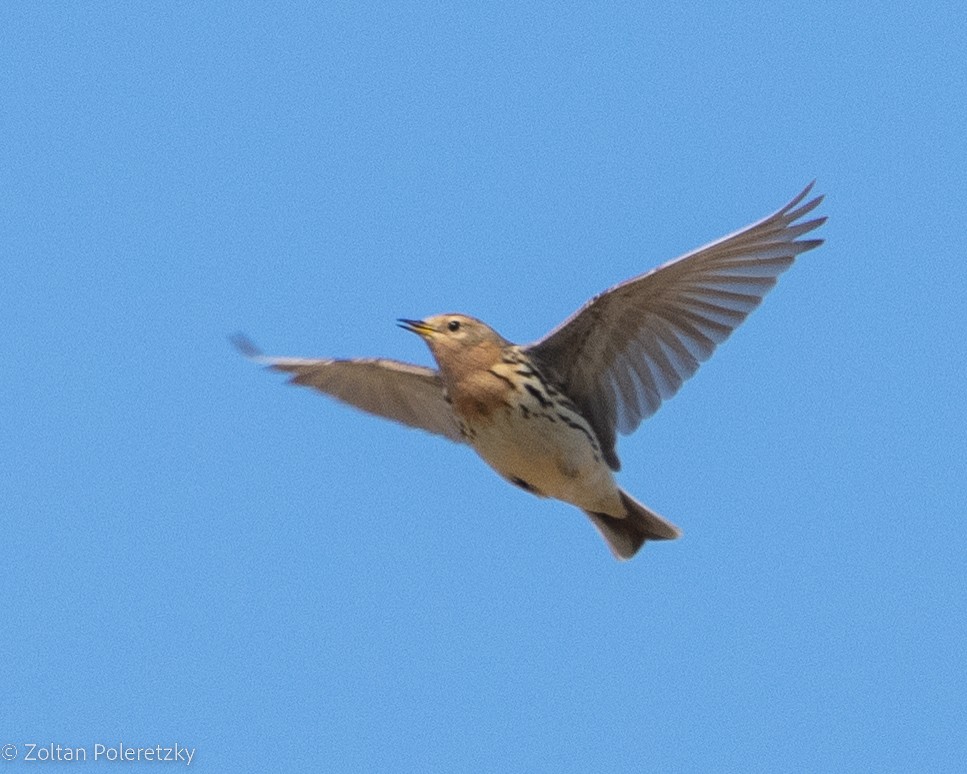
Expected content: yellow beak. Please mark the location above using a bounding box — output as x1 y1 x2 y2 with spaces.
397 318 436 338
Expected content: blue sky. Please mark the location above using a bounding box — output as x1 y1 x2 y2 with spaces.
2 2 965 771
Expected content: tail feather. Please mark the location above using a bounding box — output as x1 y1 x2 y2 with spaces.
584 490 681 560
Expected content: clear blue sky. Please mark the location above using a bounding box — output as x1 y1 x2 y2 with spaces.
2 3 965 772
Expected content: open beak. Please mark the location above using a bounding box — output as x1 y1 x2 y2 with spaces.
397 318 436 338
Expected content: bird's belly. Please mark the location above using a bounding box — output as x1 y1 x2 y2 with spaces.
467 405 620 513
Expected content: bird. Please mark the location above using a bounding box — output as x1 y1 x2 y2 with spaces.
234 183 825 560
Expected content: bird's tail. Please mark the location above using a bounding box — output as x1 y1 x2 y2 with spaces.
584 490 681 560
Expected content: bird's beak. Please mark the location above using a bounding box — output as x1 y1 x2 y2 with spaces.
397 318 436 338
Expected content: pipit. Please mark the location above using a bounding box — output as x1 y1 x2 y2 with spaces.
235 184 825 559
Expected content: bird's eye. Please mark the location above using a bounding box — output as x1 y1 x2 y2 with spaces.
447 320 461 332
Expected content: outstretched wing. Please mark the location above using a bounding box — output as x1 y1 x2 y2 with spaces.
233 335 464 443
524 183 826 470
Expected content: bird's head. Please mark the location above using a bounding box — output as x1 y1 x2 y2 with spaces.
398 314 509 379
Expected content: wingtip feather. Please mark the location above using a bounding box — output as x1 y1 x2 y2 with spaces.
230 332 264 359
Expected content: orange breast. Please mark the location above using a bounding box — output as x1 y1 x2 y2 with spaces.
450 371 514 425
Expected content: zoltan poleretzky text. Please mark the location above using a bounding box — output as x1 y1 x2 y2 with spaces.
12 741 195 765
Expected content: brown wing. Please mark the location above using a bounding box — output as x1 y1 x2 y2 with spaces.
233 335 464 443
524 183 826 470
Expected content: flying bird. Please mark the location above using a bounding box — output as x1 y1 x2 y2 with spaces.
235 183 825 559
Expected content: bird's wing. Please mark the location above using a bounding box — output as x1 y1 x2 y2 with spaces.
524 183 826 471
232 335 465 443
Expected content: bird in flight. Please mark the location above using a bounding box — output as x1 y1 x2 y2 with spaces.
235 183 825 559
